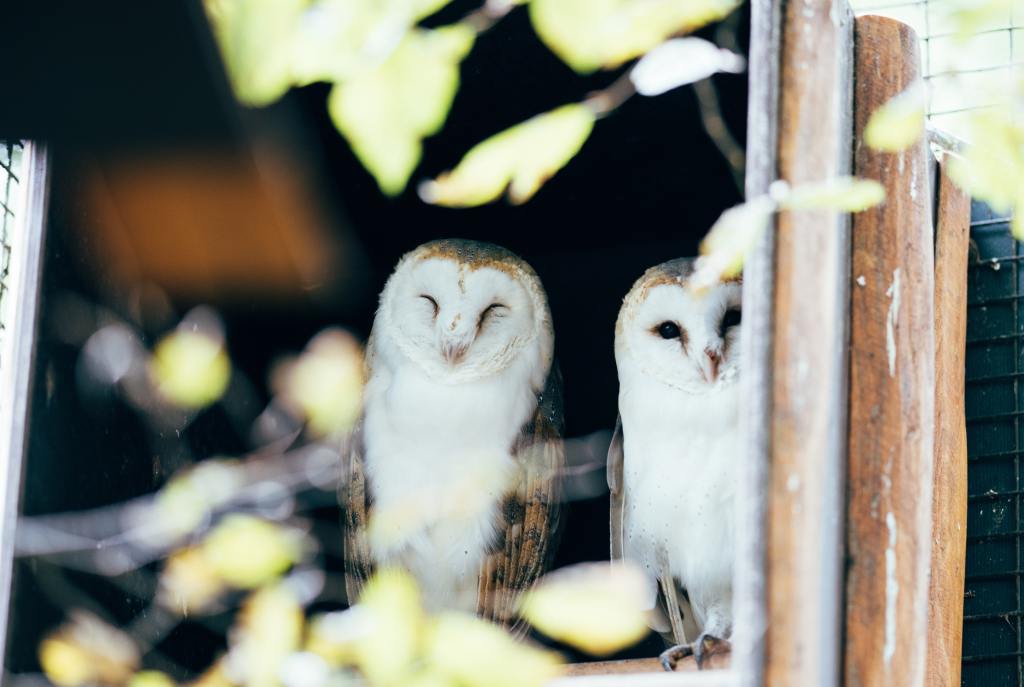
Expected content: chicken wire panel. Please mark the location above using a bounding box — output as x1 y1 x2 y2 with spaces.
964 203 1024 687
0 141 23 373
850 0 1024 139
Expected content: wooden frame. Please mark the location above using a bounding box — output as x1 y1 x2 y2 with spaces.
762 1 854 686
0 143 50 660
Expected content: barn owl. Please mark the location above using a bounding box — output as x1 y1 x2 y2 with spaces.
340 239 564 629
607 258 742 670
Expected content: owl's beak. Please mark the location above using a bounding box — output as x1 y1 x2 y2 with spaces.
442 340 470 365
701 348 721 382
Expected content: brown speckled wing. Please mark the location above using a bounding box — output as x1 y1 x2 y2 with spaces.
340 419 374 605
477 365 565 633
607 415 625 562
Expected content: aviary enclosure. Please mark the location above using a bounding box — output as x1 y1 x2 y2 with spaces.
0 0 1012 686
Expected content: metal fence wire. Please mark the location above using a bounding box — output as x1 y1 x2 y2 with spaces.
0 141 23 375
852 0 1022 140
963 205 1024 687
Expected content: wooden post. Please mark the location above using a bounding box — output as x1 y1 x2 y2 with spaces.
845 15 935 687
763 1 853 685
926 155 971 687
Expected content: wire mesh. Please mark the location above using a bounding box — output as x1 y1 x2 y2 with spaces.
959 204 1023 686
850 0 1023 139
0 141 23 375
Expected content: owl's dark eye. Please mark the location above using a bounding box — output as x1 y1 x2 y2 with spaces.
720 307 742 334
657 321 681 339
478 302 507 328
420 294 439 317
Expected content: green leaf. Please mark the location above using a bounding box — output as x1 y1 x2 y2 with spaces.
291 0 456 86
864 85 925 152
328 25 475 195
420 104 595 207
779 177 887 212
948 109 1024 221
530 0 741 73
149 329 231 409
938 0 1014 41
425 613 562 687
202 515 302 588
274 328 364 437
352 570 425 686
520 563 649 655
204 0 308 106
231 585 305 687
691 196 777 293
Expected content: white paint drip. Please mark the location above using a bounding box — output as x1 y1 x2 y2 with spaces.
856 275 866 287
885 268 901 377
884 512 899 664
910 163 919 201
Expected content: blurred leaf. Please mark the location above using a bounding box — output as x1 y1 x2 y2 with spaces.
202 515 302 589
306 612 364 666
39 637 95 687
292 0 456 85
159 547 227 615
425 613 562 687
274 329 365 437
130 672 178 687
186 658 236 687
779 177 887 212
351 569 425 686
230 585 305 687
205 0 307 106
530 0 741 72
690 196 777 293
368 456 513 553
948 109 1024 237
864 84 925 152
154 460 245 541
420 104 595 207
150 330 231 409
39 611 140 687
278 652 332 687
940 0 1013 41
630 38 745 96
520 562 649 655
328 26 475 195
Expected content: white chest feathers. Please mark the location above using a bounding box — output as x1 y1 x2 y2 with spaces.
361 348 540 612
619 374 740 635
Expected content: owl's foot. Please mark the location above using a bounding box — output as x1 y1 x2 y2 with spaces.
659 633 731 671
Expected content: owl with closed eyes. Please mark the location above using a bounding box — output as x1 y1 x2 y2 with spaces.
607 258 742 669
340 239 564 630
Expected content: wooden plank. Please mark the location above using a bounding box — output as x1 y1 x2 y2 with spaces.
764 0 853 685
562 654 730 676
730 0 781 683
926 154 970 687
0 144 50 666
844 15 935 687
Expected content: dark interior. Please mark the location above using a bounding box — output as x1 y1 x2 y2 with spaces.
1 0 750 676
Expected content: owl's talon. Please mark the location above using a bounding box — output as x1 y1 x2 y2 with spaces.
658 644 692 671
659 634 731 671
692 633 730 670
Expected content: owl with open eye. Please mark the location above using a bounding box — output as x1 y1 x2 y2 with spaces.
607 258 742 670
340 239 563 630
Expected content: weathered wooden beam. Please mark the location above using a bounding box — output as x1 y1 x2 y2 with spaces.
844 15 935 687
764 0 853 685
926 154 970 687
